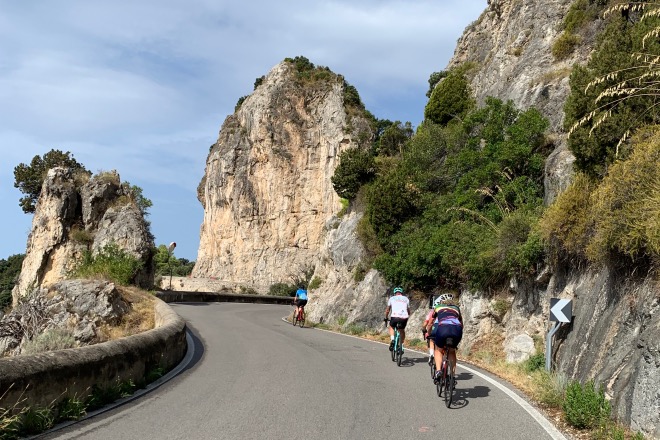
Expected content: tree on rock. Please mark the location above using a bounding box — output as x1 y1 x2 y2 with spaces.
13 149 89 213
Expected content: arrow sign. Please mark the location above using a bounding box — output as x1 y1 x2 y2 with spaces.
550 298 572 323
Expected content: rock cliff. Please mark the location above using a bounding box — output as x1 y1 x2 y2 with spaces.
445 1 659 435
12 167 154 303
193 61 373 286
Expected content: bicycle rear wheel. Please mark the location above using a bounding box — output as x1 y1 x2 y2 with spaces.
396 341 403 366
299 309 305 327
391 334 397 362
444 365 454 407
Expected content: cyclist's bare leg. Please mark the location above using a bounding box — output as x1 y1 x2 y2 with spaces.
448 347 457 375
434 345 445 374
400 328 406 345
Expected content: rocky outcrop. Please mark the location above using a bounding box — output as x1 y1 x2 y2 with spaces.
12 168 154 304
193 61 373 287
0 280 130 356
550 268 660 437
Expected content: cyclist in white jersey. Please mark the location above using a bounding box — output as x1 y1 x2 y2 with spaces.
384 287 410 351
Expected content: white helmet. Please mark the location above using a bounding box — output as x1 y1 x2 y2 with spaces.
435 293 454 306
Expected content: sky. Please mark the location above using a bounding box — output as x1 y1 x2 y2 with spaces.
0 0 487 262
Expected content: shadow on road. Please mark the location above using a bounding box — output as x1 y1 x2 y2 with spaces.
399 356 429 367
181 326 205 373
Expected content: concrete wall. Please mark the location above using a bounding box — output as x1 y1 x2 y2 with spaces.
0 298 186 410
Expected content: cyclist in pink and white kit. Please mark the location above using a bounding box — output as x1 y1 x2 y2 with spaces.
384 287 410 351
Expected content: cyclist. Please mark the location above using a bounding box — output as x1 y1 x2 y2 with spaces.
422 298 438 365
425 293 463 382
384 286 410 352
293 287 308 321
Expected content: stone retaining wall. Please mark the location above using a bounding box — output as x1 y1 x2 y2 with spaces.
0 298 186 410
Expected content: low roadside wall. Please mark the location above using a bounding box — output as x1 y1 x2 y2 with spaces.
155 290 294 305
0 298 187 410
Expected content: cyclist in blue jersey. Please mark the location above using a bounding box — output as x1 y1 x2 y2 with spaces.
293 288 308 321
384 286 410 351
425 293 463 382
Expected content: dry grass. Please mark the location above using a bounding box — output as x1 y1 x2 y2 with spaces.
98 287 155 341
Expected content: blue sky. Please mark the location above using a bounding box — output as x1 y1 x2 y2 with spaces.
0 0 486 261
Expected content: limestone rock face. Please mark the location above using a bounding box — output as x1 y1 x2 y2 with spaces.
12 168 154 303
193 61 373 287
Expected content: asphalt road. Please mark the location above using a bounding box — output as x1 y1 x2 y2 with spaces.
40 303 564 440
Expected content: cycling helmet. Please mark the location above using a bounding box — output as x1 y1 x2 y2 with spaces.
393 287 404 294
436 293 454 305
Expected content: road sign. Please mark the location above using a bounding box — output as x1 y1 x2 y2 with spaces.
550 298 572 323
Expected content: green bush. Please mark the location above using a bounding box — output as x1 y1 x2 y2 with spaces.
424 71 474 125
19 407 54 436
73 242 143 286
1 254 25 310
331 148 375 200
308 276 322 290
55 397 86 421
268 283 296 297
563 380 610 429
552 32 581 61
523 353 545 373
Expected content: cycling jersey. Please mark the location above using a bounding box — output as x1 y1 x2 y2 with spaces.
433 304 462 327
388 294 410 318
295 289 308 300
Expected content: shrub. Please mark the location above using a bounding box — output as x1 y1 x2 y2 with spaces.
22 328 77 355
69 226 93 245
346 323 365 335
424 71 474 125
523 353 545 373
73 243 143 286
55 396 86 421
563 380 610 429
337 198 349 218
337 315 347 326
540 172 596 262
331 148 376 200
19 407 54 435
308 276 322 290
532 370 568 409
268 283 295 297
552 32 581 61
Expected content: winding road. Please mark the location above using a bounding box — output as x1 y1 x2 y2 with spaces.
41 303 565 440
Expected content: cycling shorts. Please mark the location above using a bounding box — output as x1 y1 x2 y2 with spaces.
389 317 408 330
295 299 307 307
433 324 462 349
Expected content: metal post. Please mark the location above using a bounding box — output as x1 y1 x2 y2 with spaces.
546 322 562 371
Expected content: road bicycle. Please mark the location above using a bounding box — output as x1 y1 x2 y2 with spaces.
384 319 404 366
434 338 456 408
292 304 305 328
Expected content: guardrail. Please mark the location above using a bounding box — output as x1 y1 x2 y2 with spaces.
155 290 294 305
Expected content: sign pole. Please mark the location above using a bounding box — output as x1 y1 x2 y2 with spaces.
545 321 561 371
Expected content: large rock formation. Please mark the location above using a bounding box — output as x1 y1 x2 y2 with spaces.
193 61 373 287
446 0 604 204
12 168 154 303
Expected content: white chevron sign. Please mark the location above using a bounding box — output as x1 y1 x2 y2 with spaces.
550 298 572 323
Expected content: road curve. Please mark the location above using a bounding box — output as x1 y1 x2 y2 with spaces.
41 303 562 440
